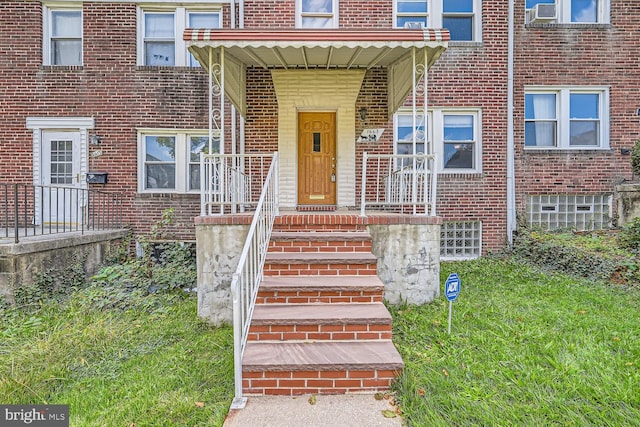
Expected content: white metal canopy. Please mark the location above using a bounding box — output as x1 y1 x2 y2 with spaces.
185 29 449 116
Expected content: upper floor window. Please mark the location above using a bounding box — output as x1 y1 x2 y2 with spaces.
524 88 609 150
44 8 82 66
394 109 482 173
395 0 429 28
525 0 610 24
138 130 219 193
138 7 221 67
394 0 481 41
296 0 338 28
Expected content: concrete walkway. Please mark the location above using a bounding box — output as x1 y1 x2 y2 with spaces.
223 394 404 427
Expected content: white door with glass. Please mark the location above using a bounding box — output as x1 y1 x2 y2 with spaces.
40 131 83 226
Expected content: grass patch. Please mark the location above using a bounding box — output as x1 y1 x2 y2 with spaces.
0 292 233 426
392 257 640 426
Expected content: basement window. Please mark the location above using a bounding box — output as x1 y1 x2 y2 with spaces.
440 221 482 260
526 194 611 230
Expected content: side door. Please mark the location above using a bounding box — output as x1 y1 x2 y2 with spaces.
40 131 83 226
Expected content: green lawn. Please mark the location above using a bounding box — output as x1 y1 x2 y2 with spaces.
0 293 234 426
391 257 640 426
1 256 639 426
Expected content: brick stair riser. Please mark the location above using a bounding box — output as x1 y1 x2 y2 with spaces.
268 240 372 253
242 369 401 396
247 323 392 342
274 224 365 232
255 290 383 304
264 263 377 276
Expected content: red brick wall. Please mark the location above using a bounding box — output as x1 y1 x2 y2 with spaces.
513 0 638 215
425 0 510 250
0 2 231 241
2 0 636 251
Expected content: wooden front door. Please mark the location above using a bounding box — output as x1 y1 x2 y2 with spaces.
297 112 336 205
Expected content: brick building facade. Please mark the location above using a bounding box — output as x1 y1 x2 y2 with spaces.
1 0 636 255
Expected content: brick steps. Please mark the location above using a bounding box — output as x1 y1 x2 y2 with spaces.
242 341 403 395
242 215 403 396
256 276 384 304
268 231 372 253
264 252 378 276
248 303 392 341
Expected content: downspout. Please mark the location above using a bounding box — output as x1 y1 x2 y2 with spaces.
231 0 237 156
506 0 516 245
239 0 246 157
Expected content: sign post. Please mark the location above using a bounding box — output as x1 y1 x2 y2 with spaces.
444 272 461 334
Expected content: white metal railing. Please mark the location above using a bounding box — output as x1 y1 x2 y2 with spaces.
230 152 279 409
360 152 438 216
200 153 276 215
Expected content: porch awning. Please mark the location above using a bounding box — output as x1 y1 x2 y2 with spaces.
185 29 449 116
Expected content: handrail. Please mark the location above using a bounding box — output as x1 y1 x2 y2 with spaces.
230 152 279 409
360 152 437 216
200 153 275 215
1 183 122 243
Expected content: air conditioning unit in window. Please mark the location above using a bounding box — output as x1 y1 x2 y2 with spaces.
526 3 557 23
404 22 424 29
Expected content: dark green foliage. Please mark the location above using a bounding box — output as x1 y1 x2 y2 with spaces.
86 208 197 311
632 139 640 178
512 228 640 287
617 217 640 254
13 253 87 307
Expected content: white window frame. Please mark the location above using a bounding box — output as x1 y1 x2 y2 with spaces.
137 5 221 67
295 0 339 29
138 129 216 193
526 0 610 24
394 109 482 174
42 5 83 66
524 86 610 151
393 0 482 42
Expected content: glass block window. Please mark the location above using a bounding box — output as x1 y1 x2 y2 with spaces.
526 194 611 230
440 221 482 259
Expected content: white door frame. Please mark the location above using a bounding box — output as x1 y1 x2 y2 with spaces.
26 117 93 225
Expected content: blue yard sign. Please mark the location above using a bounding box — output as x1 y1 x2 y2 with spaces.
444 273 461 334
445 272 461 301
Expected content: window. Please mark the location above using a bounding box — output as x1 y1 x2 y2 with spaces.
394 110 481 173
526 0 609 24
395 114 426 168
525 88 609 149
442 0 475 41
296 0 338 28
395 0 429 28
440 221 482 259
188 12 221 66
139 7 221 66
144 13 175 66
394 0 481 41
188 135 209 190
526 195 611 230
139 131 219 192
442 114 476 169
44 8 82 65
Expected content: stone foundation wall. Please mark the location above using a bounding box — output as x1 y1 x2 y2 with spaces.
195 215 441 326
615 183 640 226
368 223 441 305
0 230 129 303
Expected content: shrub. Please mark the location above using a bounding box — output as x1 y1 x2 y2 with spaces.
617 217 640 253
632 139 640 178
85 208 197 310
512 228 640 286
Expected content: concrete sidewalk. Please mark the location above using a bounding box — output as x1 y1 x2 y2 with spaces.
223 394 404 427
